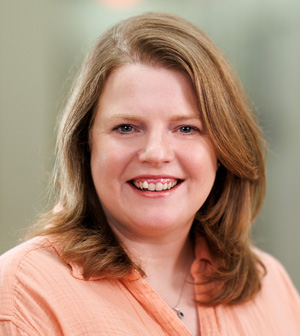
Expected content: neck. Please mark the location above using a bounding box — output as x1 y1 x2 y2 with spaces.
113 226 198 332
113 227 194 291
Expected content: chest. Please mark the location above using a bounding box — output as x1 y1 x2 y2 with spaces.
36 275 300 336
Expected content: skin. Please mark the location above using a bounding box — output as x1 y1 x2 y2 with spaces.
90 63 218 335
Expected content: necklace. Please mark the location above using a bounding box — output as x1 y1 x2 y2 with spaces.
171 263 191 319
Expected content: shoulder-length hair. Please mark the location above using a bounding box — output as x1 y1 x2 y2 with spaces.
30 12 267 306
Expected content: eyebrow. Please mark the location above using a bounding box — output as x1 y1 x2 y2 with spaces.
108 113 201 122
169 115 201 122
108 114 144 122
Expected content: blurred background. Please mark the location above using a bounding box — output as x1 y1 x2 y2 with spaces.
0 0 299 290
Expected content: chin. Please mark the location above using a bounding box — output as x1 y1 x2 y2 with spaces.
130 215 192 234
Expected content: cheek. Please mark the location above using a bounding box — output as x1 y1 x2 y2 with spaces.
185 141 217 175
90 142 111 188
90 150 116 210
91 139 118 170
90 141 134 188
204 139 217 170
187 148 217 202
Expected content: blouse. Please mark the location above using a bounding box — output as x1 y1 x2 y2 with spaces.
1 236 300 335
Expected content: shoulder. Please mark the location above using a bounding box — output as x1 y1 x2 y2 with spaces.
0 236 64 300
0 237 69 334
215 248 300 335
253 247 300 306
1 235 58 262
0 237 63 288
254 247 296 284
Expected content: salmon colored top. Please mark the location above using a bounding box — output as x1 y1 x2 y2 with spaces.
1 236 300 336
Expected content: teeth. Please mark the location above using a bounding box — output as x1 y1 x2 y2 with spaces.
155 182 163 191
133 180 179 191
148 183 155 191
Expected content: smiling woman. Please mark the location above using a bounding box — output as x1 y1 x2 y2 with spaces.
90 64 217 243
1 12 300 336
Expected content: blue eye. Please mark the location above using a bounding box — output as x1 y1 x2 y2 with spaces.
115 124 134 133
179 126 198 134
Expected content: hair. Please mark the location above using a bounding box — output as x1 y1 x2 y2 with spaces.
29 12 267 306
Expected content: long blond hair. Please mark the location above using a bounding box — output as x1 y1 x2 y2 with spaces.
30 12 266 305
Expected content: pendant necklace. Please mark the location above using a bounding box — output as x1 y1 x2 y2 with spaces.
171 263 191 319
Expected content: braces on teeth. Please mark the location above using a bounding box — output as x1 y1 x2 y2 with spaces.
133 180 178 191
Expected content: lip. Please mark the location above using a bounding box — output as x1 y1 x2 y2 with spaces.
130 174 182 180
127 175 184 195
128 181 182 198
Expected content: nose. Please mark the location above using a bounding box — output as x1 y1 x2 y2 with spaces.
138 130 174 165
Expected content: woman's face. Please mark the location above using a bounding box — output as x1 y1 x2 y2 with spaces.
90 63 217 240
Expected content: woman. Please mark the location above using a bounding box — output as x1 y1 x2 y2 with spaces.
1 12 300 336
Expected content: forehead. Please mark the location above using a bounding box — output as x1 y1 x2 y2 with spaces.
95 63 199 119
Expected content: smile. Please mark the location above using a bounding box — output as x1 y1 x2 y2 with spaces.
131 178 182 192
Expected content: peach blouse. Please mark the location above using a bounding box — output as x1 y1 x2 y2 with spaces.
1 237 300 335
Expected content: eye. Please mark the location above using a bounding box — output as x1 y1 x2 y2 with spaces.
113 124 134 134
178 125 200 134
